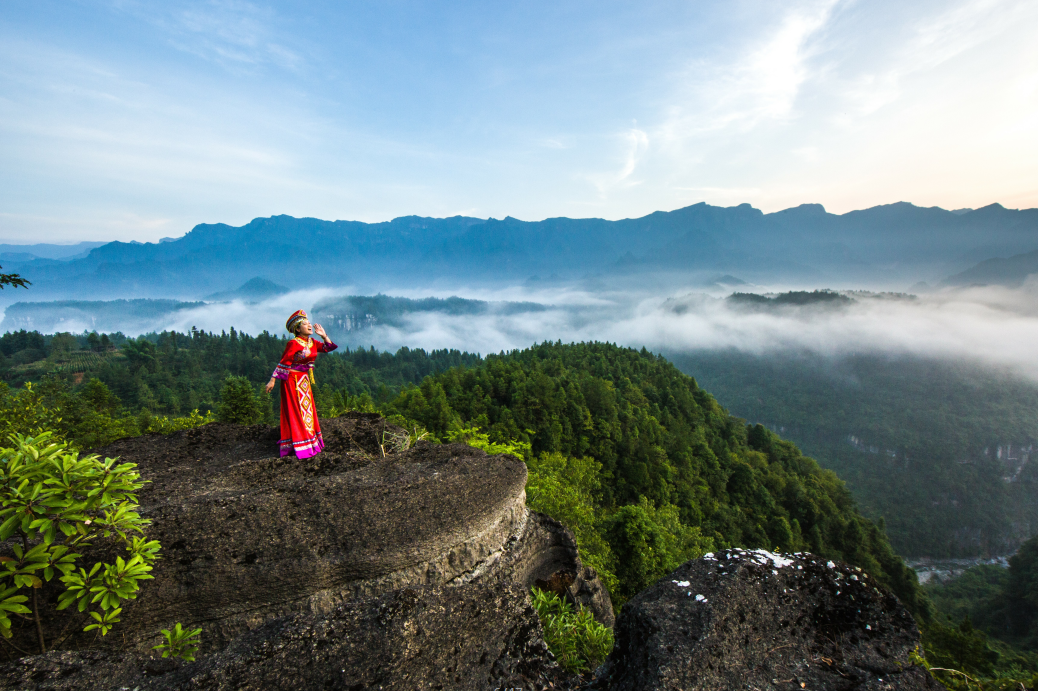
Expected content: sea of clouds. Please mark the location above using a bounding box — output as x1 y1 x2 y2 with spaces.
92 277 1038 381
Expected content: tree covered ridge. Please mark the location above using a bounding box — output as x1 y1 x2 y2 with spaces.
0 330 921 612
383 341 923 612
669 349 1038 559
0 327 478 421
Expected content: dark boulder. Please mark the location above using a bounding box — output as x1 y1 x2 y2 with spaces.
596 548 940 690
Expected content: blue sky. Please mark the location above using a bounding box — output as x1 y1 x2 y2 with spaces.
1 0 1036 242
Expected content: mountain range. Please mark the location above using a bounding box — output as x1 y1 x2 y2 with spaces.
3 201 1038 302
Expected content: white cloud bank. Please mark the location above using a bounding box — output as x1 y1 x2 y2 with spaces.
88 280 1038 382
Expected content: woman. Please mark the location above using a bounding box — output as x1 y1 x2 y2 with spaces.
265 310 338 458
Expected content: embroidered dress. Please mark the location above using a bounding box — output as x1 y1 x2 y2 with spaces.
272 336 338 458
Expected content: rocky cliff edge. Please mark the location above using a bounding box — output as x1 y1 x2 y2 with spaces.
1 415 937 690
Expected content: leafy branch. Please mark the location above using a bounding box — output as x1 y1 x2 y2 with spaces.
0 432 160 652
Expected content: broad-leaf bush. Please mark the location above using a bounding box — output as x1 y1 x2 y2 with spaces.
153 622 202 662
0 432 160 652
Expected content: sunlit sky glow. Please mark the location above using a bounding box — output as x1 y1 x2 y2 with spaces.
2 0 1037 243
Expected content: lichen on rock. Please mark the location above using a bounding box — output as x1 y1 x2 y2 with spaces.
595 548 940 690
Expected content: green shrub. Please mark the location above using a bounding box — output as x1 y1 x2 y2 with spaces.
153 622 202 662
322 388 378 416
922 617 1000 676
445 426 531 458
147 409 217 434
605 497 713 603
0 432 160 652
0 382 64 442
217 375 263 425
911 645 1038 690
530 587 613 674
526 452 618 598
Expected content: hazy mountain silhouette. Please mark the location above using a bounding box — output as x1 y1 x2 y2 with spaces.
0 241 106 261
5 202 1037 300
941 248 1038 287
205 277 290 302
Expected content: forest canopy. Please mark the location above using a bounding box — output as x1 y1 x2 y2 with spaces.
0 329 924 615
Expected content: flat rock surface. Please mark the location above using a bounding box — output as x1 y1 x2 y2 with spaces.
9 415 529 654
596 548 941 691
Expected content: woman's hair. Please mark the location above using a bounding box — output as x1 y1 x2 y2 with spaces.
291 319 308 336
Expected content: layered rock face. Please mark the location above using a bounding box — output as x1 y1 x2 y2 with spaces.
1 414 607 690
99 416 532 652
596 548 939 691
1 532 574 690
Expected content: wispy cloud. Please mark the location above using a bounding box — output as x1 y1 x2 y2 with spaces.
839 0 1029 118
113 0 304 72
661 0 839 141
367 282 1038 380
587 127 649 197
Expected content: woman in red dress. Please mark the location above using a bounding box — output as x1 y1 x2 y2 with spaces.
265 310 338 458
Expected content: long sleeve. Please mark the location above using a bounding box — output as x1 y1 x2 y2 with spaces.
272 340 302 380
317 339 338 353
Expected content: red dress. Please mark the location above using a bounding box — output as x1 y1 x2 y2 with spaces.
272 336 338 458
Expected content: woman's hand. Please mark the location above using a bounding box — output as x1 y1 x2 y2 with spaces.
314 323 329 340
265 378 276 394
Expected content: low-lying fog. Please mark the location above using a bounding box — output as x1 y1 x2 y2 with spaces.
58 277 1038 382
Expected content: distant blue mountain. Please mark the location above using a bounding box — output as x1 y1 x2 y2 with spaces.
7 202 1038 300
0 241 107 261
205 277 290 302
941 248 1038 287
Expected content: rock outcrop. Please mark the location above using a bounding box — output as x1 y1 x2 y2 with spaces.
1 414 607 690
100 416 532 652
1 417 940 690
595 548 939 690
0 523 579 690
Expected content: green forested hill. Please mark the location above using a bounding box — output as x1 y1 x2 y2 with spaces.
669 349 1038 559
381 341 922 610
1 330 922 613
